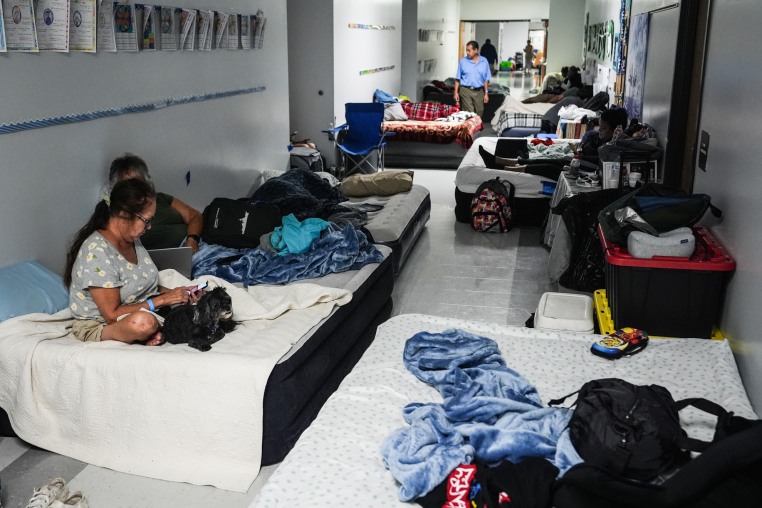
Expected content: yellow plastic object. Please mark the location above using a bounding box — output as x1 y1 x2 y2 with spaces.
593 289 724 340
593 290 616 335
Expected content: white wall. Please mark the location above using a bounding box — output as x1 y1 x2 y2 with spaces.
546 0 585 73
693 0 762 412
460 0 549 21
0 0 289 275
415 0 460 95
333 0 403 124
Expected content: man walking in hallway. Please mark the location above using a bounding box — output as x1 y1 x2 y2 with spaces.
480 38 498 74
454 41 492 118
524 39 534 74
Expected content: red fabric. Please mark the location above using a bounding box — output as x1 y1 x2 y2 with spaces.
382 116 483 148
400 101 460 121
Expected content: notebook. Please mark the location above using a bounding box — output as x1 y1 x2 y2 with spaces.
147 247 193 279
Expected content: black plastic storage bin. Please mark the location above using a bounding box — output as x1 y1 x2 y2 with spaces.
599 226 735 339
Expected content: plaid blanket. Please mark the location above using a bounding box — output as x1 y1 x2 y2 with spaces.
494 111 544 134
400 101 460 121
382 116 483 147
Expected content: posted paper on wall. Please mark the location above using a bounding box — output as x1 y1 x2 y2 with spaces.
3 0 39 51
179 7 194 50
35 0 69 51
253 9 265 49
196 8 210 51
96 0 115 51
213 10 226 49
239 13 250 49
113 2 137 51
158 6 175 50
69 0 95 52
135 3 155 50
226 13 237 49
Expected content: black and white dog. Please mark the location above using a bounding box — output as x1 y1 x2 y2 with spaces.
162 287 237 352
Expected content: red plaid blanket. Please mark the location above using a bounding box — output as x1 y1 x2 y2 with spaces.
400 101 460 121
382 116 483 147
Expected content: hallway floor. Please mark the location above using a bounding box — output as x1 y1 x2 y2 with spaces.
0 75 555 508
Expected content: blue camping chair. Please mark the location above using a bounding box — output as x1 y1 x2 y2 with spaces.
324 103 394 179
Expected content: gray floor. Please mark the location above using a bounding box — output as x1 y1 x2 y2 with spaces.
0 72 552 508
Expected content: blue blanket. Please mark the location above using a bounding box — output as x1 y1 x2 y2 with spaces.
381 328 582 501
192 223 384 285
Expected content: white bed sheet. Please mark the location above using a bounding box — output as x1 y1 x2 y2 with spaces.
251 313 756 507
0 273 354 492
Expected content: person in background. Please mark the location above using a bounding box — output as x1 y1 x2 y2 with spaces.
563 65 583 90
524 39 534 73
65 179 201 346
480 38 498 74
454 40 492 119
108 154 203 253
578 107 629 160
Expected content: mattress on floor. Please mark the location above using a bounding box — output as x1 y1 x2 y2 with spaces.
385 140 469 169
251 313 758 506
349 185 431 274
257 245 395 465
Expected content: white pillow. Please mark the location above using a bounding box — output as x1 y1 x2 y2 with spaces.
383 102 408 121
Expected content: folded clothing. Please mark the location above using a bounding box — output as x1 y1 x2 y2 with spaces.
341 170 414 197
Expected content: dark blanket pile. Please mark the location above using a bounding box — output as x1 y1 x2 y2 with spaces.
192 223 384 286
251 168 349 220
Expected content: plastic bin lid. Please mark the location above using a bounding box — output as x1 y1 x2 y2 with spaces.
535 292 594 332
598 225 735 271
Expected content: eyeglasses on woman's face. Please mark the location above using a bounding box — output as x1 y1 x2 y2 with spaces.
132 211 153 230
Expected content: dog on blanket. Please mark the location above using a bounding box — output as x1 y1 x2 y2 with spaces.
162 287 237 351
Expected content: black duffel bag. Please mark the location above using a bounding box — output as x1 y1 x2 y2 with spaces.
201 198 281 249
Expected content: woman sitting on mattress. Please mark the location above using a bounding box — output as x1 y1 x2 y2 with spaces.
64 179 200 346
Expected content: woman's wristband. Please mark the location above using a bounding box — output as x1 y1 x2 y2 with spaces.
146 298 156 312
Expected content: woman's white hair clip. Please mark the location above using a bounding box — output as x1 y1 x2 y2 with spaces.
102 192 111 207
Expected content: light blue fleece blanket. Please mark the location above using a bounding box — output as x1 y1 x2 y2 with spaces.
192 223 384 286
381 328 582 501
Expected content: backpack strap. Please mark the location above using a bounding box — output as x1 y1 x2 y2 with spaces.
674 397 733 452
547 390 579 407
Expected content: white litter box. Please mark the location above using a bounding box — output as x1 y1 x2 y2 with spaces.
534 292 595 333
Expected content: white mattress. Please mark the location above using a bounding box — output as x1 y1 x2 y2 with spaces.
348 185 429 243
251 313 756 507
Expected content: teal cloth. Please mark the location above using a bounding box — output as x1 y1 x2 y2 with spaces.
271 213 331 255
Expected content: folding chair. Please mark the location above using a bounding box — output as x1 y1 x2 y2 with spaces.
324 103 394 179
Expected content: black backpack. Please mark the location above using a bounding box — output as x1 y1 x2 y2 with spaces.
553 388 762 508
550 378 688 481
201 198 281 249
470 178 515 233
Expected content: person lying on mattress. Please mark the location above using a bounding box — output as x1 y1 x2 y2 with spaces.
107 153 204 253
64 179 201 346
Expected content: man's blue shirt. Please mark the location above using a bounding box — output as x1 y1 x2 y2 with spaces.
456 55 492 88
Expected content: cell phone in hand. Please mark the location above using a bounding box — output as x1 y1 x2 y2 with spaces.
189 281 208 294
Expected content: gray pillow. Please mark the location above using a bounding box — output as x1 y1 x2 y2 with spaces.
383 102 408 121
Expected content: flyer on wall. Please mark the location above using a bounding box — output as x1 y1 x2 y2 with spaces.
158 6 174 50
113 2 137 51
226 12 237 50
69 0 95 52
137 3 155 50
34 0 69 51
203 10 212 50
240 14 250 50
196 9 210 51
0 1 5 52
3 0 39 51
179 8 195 50
253 10 265 50
96 0 115 51
213 11 227 49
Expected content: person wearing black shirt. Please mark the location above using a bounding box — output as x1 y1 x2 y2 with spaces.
480 39 498 74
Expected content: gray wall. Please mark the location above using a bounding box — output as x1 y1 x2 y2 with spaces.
546 0 585 72
474 22 500 57
693 0 762 412
0 0 289 275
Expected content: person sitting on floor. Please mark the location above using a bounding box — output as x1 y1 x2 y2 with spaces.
107 153 204 253
65 179 201 346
